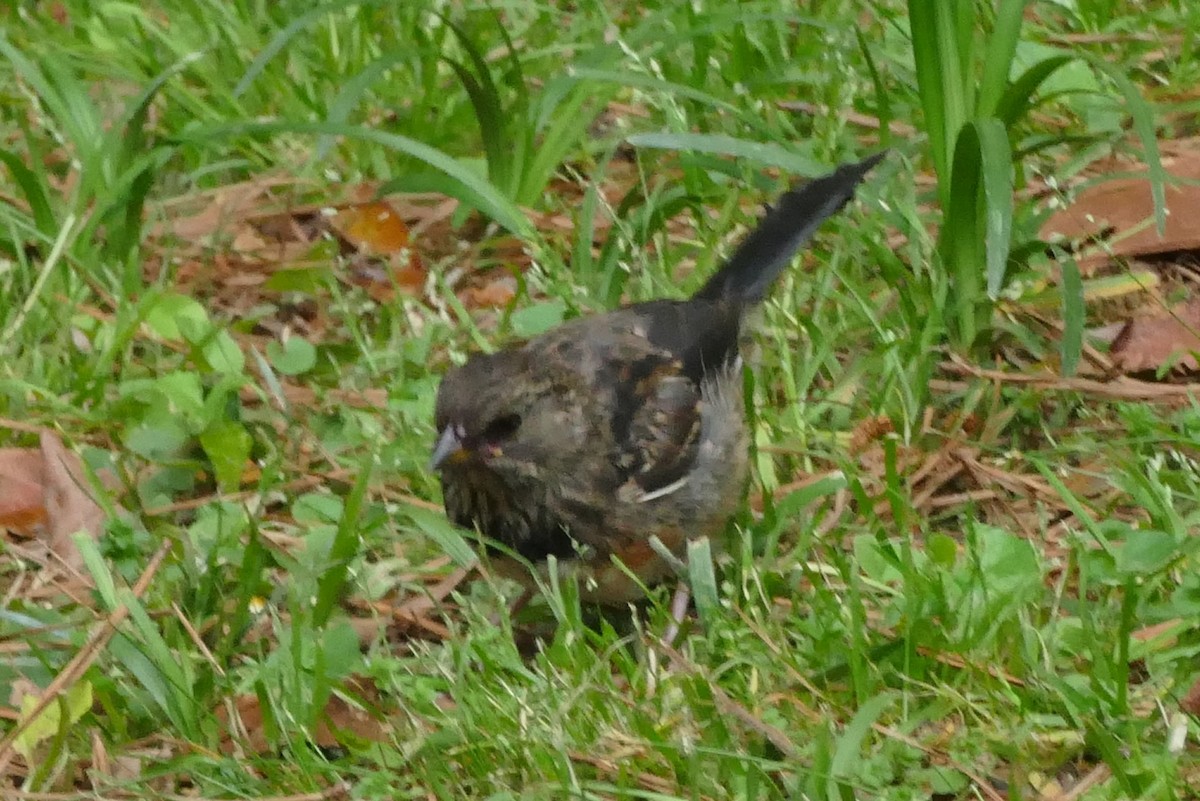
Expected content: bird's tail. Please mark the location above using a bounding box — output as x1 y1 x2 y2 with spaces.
692 152 885 304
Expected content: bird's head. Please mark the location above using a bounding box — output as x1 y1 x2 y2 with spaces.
430 348 584 482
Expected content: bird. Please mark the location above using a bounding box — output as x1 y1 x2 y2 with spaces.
430 153 885 606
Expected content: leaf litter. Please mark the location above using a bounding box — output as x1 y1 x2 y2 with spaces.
1042 137 1200 378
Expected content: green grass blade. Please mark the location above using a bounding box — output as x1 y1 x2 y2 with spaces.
1059 257 1084 376
942 123 985 350
233 0 393 97
440 16 515 196
907 1 949 198
1080 54 1167 235
0 148 57 236
940 0 972 147
686 537 719 627
975 118 1013 299
855 28 893 146
406 506 479 569
315 49 410 160
568 67 772 136
977 0 1028 118
177 119 534 238
443 56 514 196
624 131 824 174
995 55 1076 126
100 59 190 269
519 81 611 204
829 692 895 795
313 455 372 628
571 170 603 282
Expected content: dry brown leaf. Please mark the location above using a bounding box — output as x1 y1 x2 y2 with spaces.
47 2 70 25
155 176 294 242
0 433 112 571
40 432 109 571
1181 675 1200 716
459 276 517 309
0 448 49 534
1043 143 1200 269
1110 297 1200 373
216 676 390 756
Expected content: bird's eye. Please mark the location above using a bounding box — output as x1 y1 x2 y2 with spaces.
482 413 522 442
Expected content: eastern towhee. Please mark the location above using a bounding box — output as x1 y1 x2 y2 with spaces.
431 153 885 604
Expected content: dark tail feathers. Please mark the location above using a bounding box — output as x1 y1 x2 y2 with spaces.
693 151 885 304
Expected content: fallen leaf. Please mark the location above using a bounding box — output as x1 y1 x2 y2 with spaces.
1043 143 1200 270
331 200 425 297
13 680 93 762
332 201 414 255
157 176 293 243
42 432 111 571
216 675 390 756
0 432 112 571
0 448 50 533
1182 675 1200 716
459 276 517 309
48 2 70 26
1110 297 1200 374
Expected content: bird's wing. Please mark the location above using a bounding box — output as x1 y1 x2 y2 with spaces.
609 353 703 496
554 300 742 498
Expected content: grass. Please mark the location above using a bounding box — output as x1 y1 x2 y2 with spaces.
1 0 1199 798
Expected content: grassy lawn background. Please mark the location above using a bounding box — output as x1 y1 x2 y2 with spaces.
1 1 1198 798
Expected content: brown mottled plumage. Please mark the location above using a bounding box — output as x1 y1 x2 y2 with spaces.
431 154 885 603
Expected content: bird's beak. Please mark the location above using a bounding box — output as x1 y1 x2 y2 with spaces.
428 424 468 470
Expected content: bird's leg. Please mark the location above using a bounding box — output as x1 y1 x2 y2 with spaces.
508 586 535 619
649 535 694 646
483 585 534 628
662 581 691 647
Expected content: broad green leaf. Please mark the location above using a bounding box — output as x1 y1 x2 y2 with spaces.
293 493 345 525
143 293 208 341
406 506 479 568
974 525 1041 601
1115 530 1179 576
124 420 189 460
510 299 567 338
829 692 894 785
266 336 317 376
14 682 93 761
313 454 372 627
201 330 246 376
942 124 985 349
199 421 253 493
927 532 959 567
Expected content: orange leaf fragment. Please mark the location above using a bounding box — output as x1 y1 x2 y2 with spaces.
330 200 426 296
460 277 517 309
0 448 49 533
1110 298 1200 374
332 201 414 255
